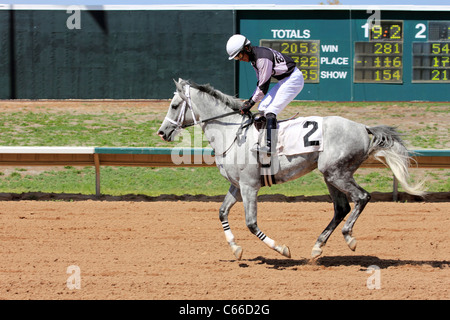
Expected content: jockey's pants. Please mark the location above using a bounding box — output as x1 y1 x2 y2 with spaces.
258 67 304 116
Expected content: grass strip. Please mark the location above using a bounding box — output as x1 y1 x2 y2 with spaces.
0 166 447 197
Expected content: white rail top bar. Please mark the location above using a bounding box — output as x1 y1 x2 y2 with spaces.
0 147 95 154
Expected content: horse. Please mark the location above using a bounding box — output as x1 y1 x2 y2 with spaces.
157 79 425 260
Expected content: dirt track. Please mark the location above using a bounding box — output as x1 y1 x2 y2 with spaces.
0 200 448 300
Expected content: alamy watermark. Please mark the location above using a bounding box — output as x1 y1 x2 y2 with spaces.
168 125 274 168
366 8 381 29
66 265 81 290
366 265 381 290
66 5 81 30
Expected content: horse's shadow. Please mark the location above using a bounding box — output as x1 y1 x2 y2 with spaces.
240 255 449 270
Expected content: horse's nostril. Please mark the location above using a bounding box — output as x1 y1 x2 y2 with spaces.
157 131 166 141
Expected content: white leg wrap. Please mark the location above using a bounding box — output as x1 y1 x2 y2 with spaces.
222 221 243 260
222 221 235 243
263 237 276 249
256 230 291 258
256 230 276 249
224 229 235 244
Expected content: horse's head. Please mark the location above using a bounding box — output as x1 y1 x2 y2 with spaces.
157 79 198 142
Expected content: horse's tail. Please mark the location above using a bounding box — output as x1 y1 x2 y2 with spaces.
366 125 426 197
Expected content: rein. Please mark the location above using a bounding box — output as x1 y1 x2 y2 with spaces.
213 114 254 157
181 110 240 129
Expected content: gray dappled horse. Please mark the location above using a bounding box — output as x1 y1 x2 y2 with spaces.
157 79 425 260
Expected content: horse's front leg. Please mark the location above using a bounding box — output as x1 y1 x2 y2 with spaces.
240 184 291 258
220 184 243 260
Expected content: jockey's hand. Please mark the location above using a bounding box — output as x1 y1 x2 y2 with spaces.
240 99 255 115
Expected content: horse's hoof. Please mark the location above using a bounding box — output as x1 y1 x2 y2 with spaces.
346 237 357 251
279 245 291 258
232 245 243 260
311 246 323 259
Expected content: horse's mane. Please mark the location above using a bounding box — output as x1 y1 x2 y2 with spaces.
187 81 241 111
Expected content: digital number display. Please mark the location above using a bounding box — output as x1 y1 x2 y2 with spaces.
428 21 450 41
370 20 403 41
354 42 403 83
412 42 450 82
260 39 320 83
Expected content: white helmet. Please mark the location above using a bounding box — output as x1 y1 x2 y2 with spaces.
226 34 251 60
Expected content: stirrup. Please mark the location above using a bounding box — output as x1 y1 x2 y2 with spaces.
251 143 276 155
250 143 272 154
258 145 272 156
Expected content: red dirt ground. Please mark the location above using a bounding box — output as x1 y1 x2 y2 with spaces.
0 200 448 300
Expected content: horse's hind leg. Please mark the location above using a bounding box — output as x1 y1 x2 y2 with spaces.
311 183 351 259
340 180 371 251
324 173 371 252
219 184 243 260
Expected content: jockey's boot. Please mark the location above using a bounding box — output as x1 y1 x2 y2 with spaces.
259 113 277 156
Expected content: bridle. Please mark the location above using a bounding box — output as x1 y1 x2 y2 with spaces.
164 84 254 157
164 84 242 130
164 84 198 129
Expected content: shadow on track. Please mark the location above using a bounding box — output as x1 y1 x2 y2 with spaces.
1 191 449 202
244 255 449 270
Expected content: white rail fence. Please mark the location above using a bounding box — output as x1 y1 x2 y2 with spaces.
0 147 448 200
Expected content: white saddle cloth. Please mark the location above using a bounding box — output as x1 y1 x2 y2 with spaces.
252 116 323 156
277 116 323 155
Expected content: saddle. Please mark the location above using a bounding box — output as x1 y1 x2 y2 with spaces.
251 113 324 187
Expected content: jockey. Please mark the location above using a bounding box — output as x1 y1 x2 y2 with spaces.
226 34 304 155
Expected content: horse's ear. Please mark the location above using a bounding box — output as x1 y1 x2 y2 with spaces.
173 79 188 100
173 79 183 93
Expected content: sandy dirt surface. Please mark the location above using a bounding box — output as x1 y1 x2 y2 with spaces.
0 200 448 300
0 100 170 114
